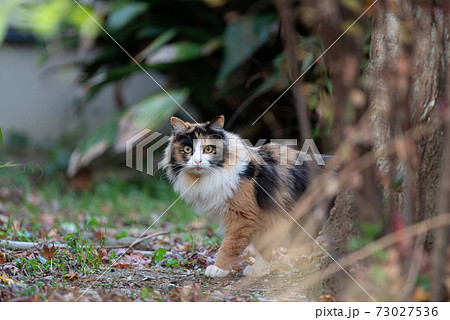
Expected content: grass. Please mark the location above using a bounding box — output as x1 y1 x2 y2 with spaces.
0 162 198 236
0 157 208 297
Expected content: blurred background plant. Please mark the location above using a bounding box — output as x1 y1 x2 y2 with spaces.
1 0 343 176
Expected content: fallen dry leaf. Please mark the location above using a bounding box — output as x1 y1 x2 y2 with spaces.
0 272 22 285
38 213 55 226
319 294 336 302
414 287 430 302
0 250 6 264
95 229 105 241
64 273 79 281
38 243 57 260
112 260 131 269
98 247 109 264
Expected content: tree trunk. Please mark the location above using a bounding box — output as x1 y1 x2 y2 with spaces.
311 0 449 301
369 0 449 226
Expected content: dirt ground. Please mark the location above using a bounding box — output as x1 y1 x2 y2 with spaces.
68 266 310 302
0 234 316 302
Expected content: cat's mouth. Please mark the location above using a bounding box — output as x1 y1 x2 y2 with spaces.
187 166 208 173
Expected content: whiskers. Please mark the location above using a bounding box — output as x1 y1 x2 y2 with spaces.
157 169 170 181
176 165 219 177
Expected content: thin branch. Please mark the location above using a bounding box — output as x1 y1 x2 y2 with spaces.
105 231 169 249
0 240 66 250
0 231 169 251
273 0 313 142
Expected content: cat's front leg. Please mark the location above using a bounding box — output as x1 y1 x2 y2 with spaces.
204 214 256 278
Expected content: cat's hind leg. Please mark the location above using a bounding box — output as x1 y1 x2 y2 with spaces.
243 251 270 277
243 236 272 277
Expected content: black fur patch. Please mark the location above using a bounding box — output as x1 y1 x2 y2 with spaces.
205 128 225 140
175 126 225 145
192 126 207 137
289 165 309 200
240 161 255 179
175 133 193 146
211 159 225 167
169 149 183 176
254 149 279 210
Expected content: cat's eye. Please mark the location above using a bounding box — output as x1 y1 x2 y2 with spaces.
203 145 214 153
183 145 192 153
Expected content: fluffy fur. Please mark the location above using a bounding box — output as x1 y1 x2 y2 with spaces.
163 115 314 278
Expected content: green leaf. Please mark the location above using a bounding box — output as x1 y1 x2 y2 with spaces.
361 222 382 240
417 275 431 291
156 248 166 256
152 248 167 264
138 25 171 38
115 230 128 240
347 237 370 250
0 127 3 147
301 51 314 74
107 2 149 30
114 88 190 152
67 3 102 39
393 172 404 191
216 14 277 87
341 0 362 13
0 0 16 45
27 0 73 39
67 112 120 177
140 287 149 300
68 89 189 177
135 28 178 61
146 42 204 65
37 254 47 265
373 248 387 261
371 265 386 284
82 64 142 101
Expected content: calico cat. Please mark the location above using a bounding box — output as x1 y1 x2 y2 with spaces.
163 115 317 278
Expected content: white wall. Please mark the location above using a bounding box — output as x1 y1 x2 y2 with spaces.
0 43 165 146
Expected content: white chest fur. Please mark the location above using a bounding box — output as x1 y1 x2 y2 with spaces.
173 165 244 216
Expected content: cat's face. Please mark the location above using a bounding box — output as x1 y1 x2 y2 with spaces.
165 116 229 177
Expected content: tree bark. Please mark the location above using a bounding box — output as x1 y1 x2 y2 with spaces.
311 0 450 300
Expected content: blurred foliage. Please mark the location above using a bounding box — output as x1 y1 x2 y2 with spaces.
1 0 356 173
0 165 198 231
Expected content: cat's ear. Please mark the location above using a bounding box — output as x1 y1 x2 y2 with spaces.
170 117 188 132
208 115 225 130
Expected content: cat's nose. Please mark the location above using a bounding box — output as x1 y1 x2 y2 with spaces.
194 158 202 165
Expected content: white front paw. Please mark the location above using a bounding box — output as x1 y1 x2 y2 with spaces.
243 264 270 277
205 265 230 278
